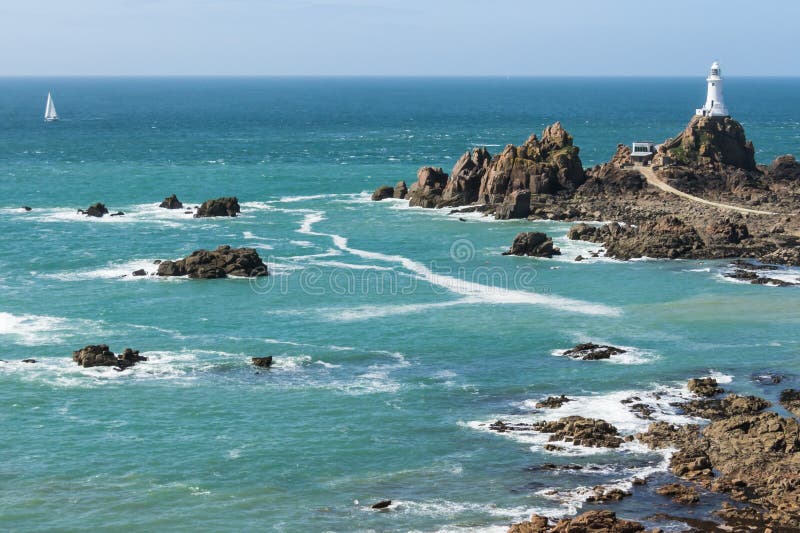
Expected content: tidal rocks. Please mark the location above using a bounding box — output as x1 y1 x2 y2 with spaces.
371 185 395 201
656 115 756 170
687 377 723 397
725 268 796 287
194 197 240 218
479 122 585 202
78 202 109 217
656 483 699 505
131 269 147 276
562 343 625 361
157 245 268 279
408 167 448 208
370 500 391 509
441 147 492 206
251 356 273 368
585 486 632 503
159 194 183 209
502 232 561 258
533 416 623 448
21 358 36 363
509 510 646 533
494 189 532 220
535 395 573 409
780 389 800 416
72 345 147 370
678 394 771 420
393 180 408 199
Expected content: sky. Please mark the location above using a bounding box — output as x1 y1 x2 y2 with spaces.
1 0 798 76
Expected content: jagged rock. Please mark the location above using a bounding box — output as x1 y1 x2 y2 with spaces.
408 167 448 208
562 343 625 361
494 189 531 219
194 197 240 218
157 245 268 279
503 232 561 258
585 486 632 503
371 185 394 201
670 442 714 480
780 389 800 416
251 356 273 368
549 510 645 533
687 377 724 397
508 514 549 533
393 181 408 199
610 144 632 167
72 345 147 370
159 194 183 209
535 395 573 409
441 147 492 205
533 416 623 448
679 394 771 420
656 483 699 504
635 421 700 450
656 115 756 170
480 123 585 203
78 202 109 217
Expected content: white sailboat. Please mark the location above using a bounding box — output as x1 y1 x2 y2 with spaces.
44 92 59 122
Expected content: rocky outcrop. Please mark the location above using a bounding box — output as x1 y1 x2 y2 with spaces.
159 194 183 209
656 115 756 170
502 232 560 258
157 245 268 279
78 202 109 217
509 510 646 533
562 343 625 361
535 395 573 409
194 197 240 218
393 181 408 199
567 216 756 261
72 345 147 370
408 167 448 208
479 123 585 202
780 389 800 416
656 483 699 504
678 394 771 420
371 185 394 201
441 147 492 206
494 189 531 220
687 377 724 397
533 416 623 448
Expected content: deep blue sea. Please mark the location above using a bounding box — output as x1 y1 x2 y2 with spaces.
1 77 800 532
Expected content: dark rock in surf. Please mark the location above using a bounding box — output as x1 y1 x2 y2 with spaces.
535 395 573 409
157 245 268 279
503 232 561 258
22 206 32 212
371 500 391 509
159 194 184 209
131 269 147 276
407 167 448 208
393 181 408 199
779 389 800 416
79 202 109 218
562 343 625 361
194 197 240 218
687 377 724 397
371 185 394 201
21 358 36 363
251 356 273 368
72 344 147 370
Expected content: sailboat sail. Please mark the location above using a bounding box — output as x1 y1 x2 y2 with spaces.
44 92 59 121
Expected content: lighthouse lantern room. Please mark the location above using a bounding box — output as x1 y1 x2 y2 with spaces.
695 61 729 117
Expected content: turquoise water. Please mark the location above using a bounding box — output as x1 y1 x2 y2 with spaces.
1 78 800 532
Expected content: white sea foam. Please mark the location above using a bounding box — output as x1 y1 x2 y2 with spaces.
0 311 108 346
278 193 342 203
289 240 314 248
382 498 537 523
323 300 470 322
328 234 620 317
41 259 165 281
297 211 326 235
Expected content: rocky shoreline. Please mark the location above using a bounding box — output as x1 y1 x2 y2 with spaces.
372 116 800 269
488 366 800 532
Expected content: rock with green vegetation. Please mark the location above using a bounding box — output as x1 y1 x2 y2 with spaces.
656 115 756 170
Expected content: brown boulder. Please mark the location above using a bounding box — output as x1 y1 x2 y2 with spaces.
535 395 573 409
159 194 183 209
562 343 625 361
780 389 800 417
441 147 492 206
657 115 756 170
494 189 531 220
533 416 623 448
408 167 448 208
503 232 561 258
687 377 724 397
371 185 394 201
393 181 408 199
656 483 699 504
72 345 147 370
194 197 240 217
157 245 268 279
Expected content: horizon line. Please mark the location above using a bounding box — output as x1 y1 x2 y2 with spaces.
2 74 800 79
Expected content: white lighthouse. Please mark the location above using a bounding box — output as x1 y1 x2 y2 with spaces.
695 61 729 117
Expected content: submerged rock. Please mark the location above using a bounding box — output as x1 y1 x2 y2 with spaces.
535 395 573 409
21 206 32 212
656 483 699 504
502 232 560 258
159 194 183 209
21 358 36 363
194 197 240 218
157 245 268 279
562 343 625 361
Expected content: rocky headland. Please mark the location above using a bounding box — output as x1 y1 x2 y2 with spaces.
373 117 800 267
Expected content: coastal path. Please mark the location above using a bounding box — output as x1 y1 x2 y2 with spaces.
636 165 778 216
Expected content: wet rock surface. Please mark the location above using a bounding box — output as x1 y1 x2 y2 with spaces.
78 202 109 217
194 197 240 217
562 343 626 361
503 232 561 258
687 377 724 397
509 510 646 533
159 194 183 209
532 416 623 448
72 345 147 370
780 389 800 416
157 245 268 279
535 395 573 409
